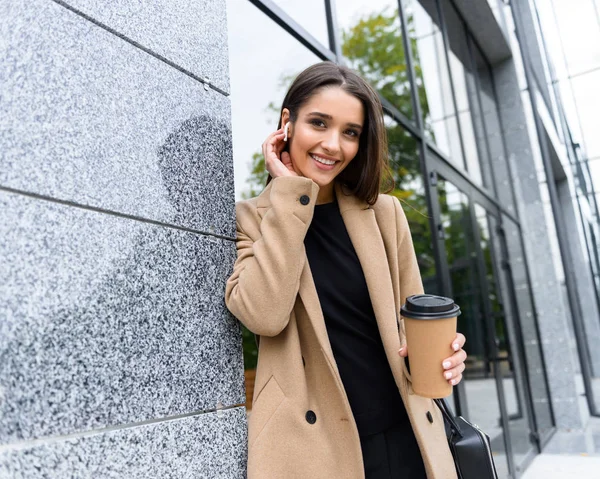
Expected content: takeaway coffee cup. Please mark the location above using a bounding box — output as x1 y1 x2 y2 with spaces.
400 294 461 398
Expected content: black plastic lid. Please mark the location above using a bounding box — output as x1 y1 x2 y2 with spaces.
400 294 461 320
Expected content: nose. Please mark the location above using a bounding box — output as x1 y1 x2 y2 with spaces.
321 130 341 156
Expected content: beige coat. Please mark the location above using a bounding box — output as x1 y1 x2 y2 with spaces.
226 176 457 478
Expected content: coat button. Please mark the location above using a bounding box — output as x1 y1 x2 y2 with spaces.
306 410 317 424
426 411 433 423
299 195 310 205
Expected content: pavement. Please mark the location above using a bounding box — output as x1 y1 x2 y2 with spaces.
520 415 600 478
521 454 600 478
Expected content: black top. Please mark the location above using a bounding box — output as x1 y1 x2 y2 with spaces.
304 201 410 437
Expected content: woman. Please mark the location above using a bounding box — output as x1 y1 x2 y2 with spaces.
225 62 467 479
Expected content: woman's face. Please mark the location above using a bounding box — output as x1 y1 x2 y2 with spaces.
284 87 364 191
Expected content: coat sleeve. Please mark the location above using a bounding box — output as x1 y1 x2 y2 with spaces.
392 196 425 307
225 176 320 337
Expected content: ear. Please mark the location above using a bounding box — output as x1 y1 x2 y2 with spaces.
281 108 291 128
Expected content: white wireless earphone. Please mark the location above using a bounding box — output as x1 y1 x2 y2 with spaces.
283 122 290 142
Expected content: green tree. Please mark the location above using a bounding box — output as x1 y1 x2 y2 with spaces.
342 7 413 119
241 152 268 200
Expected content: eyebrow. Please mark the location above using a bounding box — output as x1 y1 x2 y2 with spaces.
306 112 363 130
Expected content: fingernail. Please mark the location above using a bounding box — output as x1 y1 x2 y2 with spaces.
398 347 405 354
443 361 451 369
450 378 457 385
444 371 452 379
453 343 459 351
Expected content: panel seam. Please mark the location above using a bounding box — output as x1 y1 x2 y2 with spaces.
0 403 245 452
0 185 236 242
50 0 230 97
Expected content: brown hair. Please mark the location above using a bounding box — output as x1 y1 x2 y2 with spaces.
271 61 393 205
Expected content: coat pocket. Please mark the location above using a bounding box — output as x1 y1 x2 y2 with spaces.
248 375 286 447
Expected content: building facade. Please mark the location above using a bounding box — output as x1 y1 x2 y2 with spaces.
227 0 600 477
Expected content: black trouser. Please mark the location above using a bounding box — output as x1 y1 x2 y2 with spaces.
360 421 427 478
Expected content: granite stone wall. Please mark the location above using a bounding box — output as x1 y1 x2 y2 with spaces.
492 55 585 429
0 0 247 477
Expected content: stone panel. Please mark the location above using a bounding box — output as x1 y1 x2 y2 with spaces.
518 201 583 428
62 0 230 92
0 191 244 443
0 0 234 238
494 56 585 428
0 407 247 478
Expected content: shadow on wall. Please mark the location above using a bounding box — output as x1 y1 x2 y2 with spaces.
158 114 235 234
0 114 243 445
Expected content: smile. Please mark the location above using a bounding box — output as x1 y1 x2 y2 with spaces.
310 154 338 166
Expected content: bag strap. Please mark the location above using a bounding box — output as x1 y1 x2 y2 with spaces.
434 398 464 438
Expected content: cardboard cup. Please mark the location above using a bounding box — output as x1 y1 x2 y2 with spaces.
400 295 460 399
403 315 457 398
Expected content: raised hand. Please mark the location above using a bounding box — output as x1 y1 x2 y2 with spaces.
262 127 299 179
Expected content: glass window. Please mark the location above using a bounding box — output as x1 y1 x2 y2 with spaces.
557 81 585 149
571 70 600 160
533 0 568 83
589 160 600 206
579 153 595 199
226 0 321 199
404 0 463 168
437 177 510 477
440 0 485 185
475 205 537 471
545 0 600 76
386 117 437 290
270 0 330 48
337 1 414 120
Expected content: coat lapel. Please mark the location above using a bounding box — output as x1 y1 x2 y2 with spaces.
255 181 401 377
336 185 402 368
256 180 338 366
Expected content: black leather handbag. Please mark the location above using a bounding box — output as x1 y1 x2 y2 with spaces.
434 398 499 479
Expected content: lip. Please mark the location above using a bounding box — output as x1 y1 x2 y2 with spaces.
310 152 339 162
310 153 340 171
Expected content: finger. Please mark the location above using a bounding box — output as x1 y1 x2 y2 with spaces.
397 345 408 357
451 333 466 352
281 151 293 171
262 130 285 153
267 157 287 178
449 373 463 386
265 133 285 154
442 349 467 370
262 130 283 149
264 135 286 174
443 362 466 382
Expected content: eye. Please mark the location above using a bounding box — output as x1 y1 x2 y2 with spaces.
309 118 326 128
345 129 360 138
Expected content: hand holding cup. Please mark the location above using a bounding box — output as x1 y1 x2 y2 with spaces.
398 295 465 398
399 332 466 386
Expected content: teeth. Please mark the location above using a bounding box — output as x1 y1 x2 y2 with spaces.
311 154 336 166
